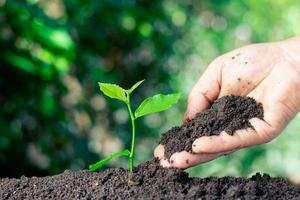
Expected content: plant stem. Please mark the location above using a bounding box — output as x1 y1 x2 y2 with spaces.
126 93 136 174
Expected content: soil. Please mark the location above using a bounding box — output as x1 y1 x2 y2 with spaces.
159 95 264 159
1 158 299 200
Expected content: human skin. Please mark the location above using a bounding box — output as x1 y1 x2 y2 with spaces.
154 36 300 169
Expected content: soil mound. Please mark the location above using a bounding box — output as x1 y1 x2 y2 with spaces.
1 159 299 200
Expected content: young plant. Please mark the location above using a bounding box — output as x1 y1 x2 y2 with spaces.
89 80 181 175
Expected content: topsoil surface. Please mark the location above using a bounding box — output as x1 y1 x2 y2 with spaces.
1 159 299 200
160 95 264 159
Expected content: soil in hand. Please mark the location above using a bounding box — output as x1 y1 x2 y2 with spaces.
1 159 299 200
159 95 264 159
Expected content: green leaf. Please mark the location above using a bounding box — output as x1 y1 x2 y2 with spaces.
99 82 127 102
134 93 181 118
127 80 145 94
89 149 130 171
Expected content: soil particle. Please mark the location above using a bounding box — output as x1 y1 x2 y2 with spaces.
159 95 263 159
1 159 299 200
237 77 241 82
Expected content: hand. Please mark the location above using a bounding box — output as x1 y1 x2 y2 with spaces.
154 36 300 169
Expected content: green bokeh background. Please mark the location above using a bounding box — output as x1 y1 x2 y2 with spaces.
1 0 300 182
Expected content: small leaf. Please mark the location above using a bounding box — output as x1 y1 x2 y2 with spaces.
127 80 145 94
135 93 181 118
99 82 127 102
89 149 130 171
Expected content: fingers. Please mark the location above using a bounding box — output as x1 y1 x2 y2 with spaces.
154 144 171 167
154 144 173 168
154 144 231 169
184 58 222 121
168 151 229 169
192 117 274 154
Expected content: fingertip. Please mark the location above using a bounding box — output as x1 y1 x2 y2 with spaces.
154 145 173 168
169 151 191 169
160 158 172 168
154 144 165 159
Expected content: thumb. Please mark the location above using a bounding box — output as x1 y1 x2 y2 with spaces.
184 57 223 121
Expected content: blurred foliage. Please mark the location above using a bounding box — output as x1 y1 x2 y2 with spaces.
0 0 300 181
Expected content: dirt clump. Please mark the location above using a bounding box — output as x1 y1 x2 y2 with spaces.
159 95 264 159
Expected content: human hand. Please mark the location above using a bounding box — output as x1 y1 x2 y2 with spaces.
154 36 300 169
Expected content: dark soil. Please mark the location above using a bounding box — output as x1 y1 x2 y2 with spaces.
1 159 299 200
160 95 264 159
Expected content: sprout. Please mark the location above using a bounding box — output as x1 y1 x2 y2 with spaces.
89 80 181 176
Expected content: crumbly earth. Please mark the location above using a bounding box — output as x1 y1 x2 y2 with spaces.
0 159 299 200
159 95 264 159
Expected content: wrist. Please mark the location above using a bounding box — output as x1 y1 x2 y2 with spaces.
277 36 300 64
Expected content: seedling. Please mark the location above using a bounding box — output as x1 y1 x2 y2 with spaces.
89 80 181 175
